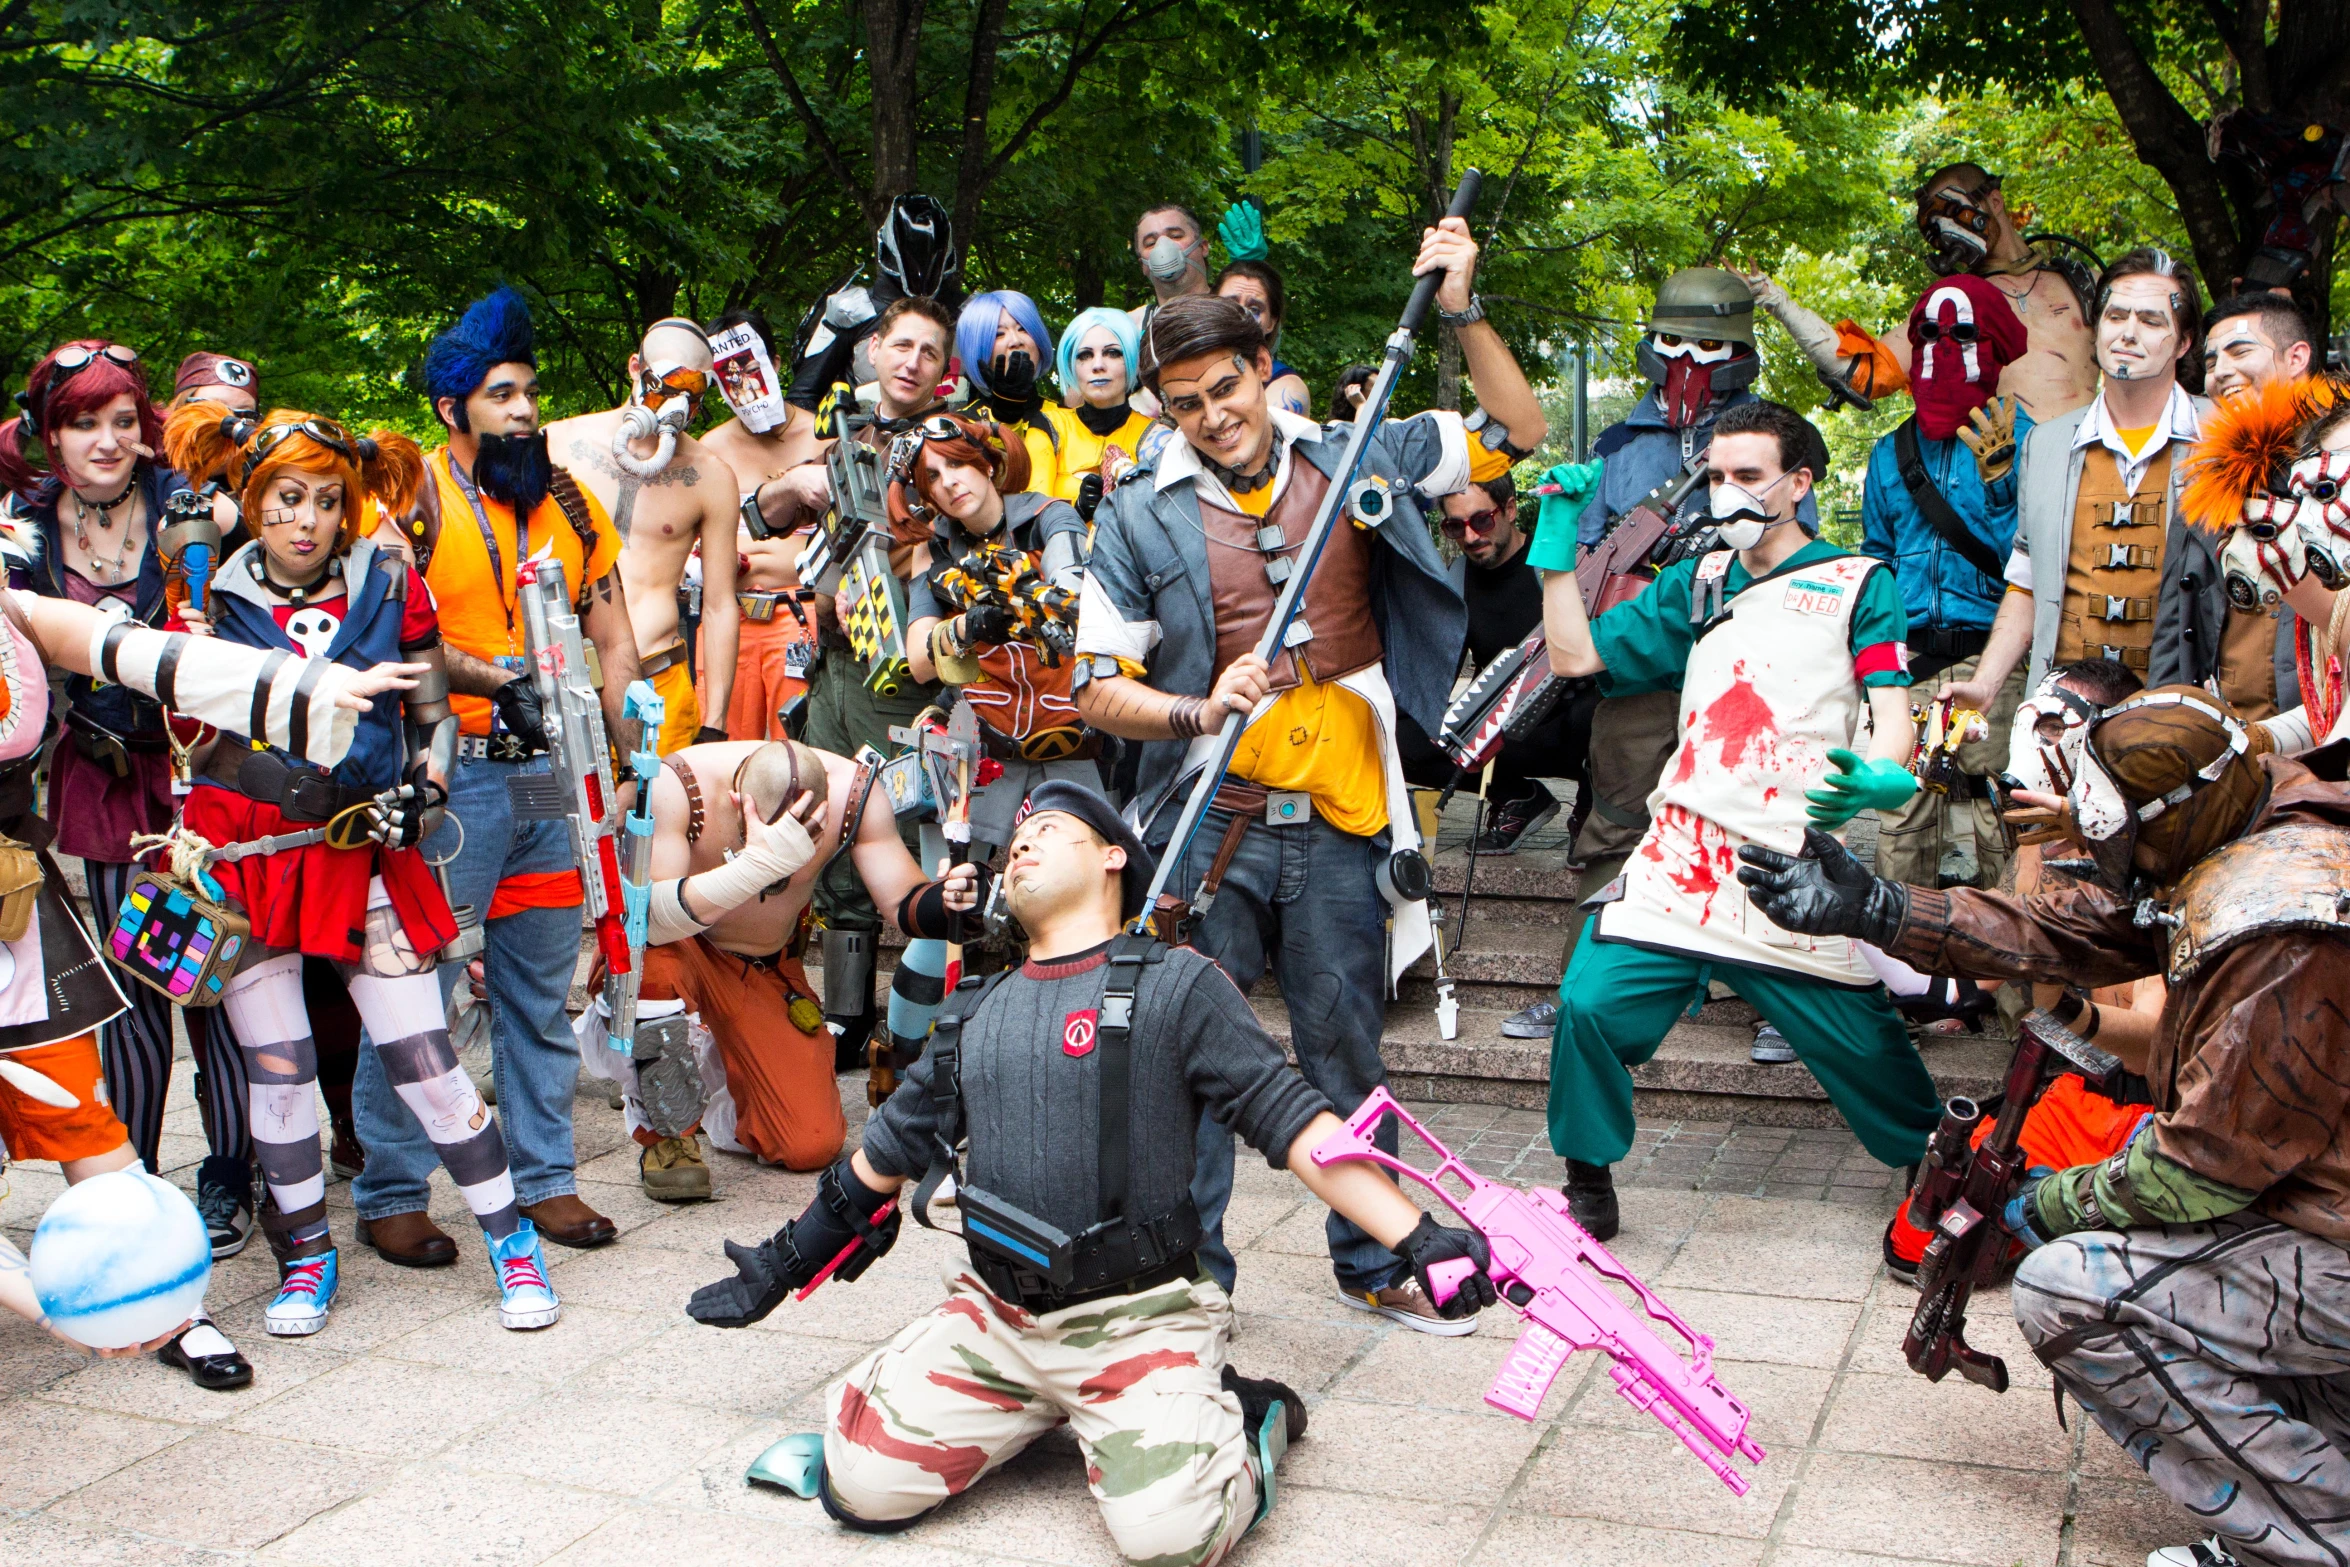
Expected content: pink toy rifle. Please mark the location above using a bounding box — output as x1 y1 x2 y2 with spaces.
1312 1088 1768 1495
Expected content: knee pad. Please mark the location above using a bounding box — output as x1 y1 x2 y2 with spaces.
630 1006 704 1139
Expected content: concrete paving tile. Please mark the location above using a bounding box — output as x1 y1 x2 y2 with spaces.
1223 1249 1372 1325
52 1427 396 1548
571 1320 866 1414
544 1503 868 1566
1511 1420 1787 1539
1224 1310 1376 1396
620 1194 811 1256
1331 1317 1595 1416
0 1163 65 1226
1657 1209 1881 1302
541 1234 740 1314
375 1298 668 1382
0 1397 189 1509
1816 1369 2073 1471
2077 1419 2152 1480
1279 1394 1540 1505
440 1387 757 1495
876 1436 1121 1566
259 1461 624 1567
42 1330 354 1426
1577 1358 1828 1451
1780 1453 2065 1566
0 1510 235 1566
0 1326 98 1397
1250 1201 1342 1257
1470 1514 1768 1567
1769 1550 1982 1567
1846 1283 2052 1389
649 1415 848 1522
225 1355 539 1456
213 1271 480 1353
2070 1475 2192 1567
1243 1486 1489 1566
1217 1191 1302 1254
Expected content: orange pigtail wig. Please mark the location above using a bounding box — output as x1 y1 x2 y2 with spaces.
884 412 1029 538
2183 376 2350 535
164 403 424 550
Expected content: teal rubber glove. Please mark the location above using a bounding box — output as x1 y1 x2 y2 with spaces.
1803 748 1919 828
1524 460 1605 573
1218 201 1268 262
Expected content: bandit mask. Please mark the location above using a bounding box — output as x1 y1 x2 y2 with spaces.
1642 336 1740 429
1907 277 2027 440
474 429 553 517
2282 446 2350 589
2061 688 2260 894
2007 674 2106 798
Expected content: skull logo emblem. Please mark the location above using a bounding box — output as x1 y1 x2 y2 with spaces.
283 607 340 658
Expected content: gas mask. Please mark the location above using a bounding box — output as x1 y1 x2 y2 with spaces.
1908 279 2026 440
614 362 708 478
1141 236 1204 287
1636 334 1742 430
1917 185 1996 277
2059 690 2253 894
2006 676 2103 798
2280 447 2350 589
1707 468 1795 551
2221 510 2310 610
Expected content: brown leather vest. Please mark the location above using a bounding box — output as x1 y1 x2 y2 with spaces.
2215 603 2279 719
1201 460 1382 690
2054 444 2170 672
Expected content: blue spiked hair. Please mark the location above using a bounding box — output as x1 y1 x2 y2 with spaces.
422 286 537 423
956 291 1054 397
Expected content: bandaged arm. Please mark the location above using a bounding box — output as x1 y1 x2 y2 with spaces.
74 612 362 767
648 811 818 945
2255 704 2315 757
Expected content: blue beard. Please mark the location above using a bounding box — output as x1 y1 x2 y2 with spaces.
474 430 551 515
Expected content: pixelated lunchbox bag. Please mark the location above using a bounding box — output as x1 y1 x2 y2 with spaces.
107 867 248 1006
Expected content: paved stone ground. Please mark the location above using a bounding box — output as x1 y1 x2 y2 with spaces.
0 1063 2186 1567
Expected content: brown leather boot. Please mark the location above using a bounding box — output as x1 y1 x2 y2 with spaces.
518 1193 618 1248
356 1210 459 1268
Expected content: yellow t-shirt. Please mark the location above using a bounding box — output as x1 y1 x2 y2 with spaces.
1027 404 1159 506
1220 480 1389 836
418 450 625 735
2114 424 2160 459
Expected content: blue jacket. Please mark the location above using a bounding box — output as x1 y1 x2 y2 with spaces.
1579 389 1817 546
1860 410 2033 636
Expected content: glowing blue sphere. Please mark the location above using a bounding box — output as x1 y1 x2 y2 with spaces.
30 1169 210 1349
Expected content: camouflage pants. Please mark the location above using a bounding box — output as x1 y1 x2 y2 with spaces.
823 1266 1258 1565
2013 1217 2350 1566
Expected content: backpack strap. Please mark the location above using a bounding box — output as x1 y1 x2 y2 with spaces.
1892 415 2008 585
910 968 1018 1231
402 456 448 575
1094 930 1160 1223
545 467 604 609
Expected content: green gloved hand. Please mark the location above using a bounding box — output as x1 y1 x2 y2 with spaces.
1218 200 1268 262
1524 460 1605 573
1802 748 1918 828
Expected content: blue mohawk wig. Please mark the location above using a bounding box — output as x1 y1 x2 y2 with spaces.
422 286 537 410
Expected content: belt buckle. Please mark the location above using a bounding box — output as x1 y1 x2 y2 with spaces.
1263 790 1310 827
285 771 339 820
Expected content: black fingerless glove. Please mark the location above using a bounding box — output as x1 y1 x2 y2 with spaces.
695 725 730 745
490 677 548 752
960 602 1017 648
686 1156 900 1328
1734 826 1909 947
1393 1213 1497 1320
896 865 994 944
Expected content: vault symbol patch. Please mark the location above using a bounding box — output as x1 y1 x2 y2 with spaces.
1063 1009 1098 1057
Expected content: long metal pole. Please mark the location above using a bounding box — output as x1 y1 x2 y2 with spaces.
1134 168 1485 931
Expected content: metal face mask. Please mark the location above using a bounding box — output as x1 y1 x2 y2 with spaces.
2007 676 2102 798
614 362 708 478
1918 185 1996 276
2061 691 2250 892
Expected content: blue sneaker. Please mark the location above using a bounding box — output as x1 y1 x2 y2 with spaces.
264 1249 338 1336
490 1220 562 1331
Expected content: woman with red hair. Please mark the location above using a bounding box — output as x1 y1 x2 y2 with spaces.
897 413 1093 859
162 403 561 1341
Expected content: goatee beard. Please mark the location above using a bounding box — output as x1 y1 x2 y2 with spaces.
474 430 552 515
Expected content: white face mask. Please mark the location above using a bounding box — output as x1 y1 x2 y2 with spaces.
2007 677 2100 797
1708 469 1795 551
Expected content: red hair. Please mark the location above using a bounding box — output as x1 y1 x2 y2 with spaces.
0 341 164 504
164 403 425 552
885 413 1030 536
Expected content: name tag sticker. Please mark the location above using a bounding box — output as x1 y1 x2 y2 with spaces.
1063 1009 1098 1057
1783 579 1846 616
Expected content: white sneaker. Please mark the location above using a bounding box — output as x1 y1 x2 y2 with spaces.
1337 1277 1480 1337
264 1250 338 1336
2148 1542 2243 1567
491 1221 562 1331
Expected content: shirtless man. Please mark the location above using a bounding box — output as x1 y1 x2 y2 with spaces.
1741 163 2099 422
621 737 975 1198
546 317 742 753
699 309 825 740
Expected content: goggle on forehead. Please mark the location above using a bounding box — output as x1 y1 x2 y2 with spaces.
637 362 711 411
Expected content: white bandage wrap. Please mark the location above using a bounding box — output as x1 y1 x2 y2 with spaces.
649 879 707 947
2258 705 2315 757
656 813 817 936
88 622 361 767
1763 294 1846 376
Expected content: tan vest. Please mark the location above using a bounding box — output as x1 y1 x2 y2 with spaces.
2215 603 2279 720
2054 444 2170 672
1201 462 1382 690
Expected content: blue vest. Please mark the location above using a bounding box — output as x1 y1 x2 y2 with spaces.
207 539 410 793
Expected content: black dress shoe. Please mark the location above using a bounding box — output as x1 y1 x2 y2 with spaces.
157 1319 252 1391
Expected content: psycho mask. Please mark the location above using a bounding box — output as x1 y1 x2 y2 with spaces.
2006 675 2104 798
2283 447 2350 589
1907 278 2027 440
1917 183 1998 276
2061 689 2254 893
614 362 708 478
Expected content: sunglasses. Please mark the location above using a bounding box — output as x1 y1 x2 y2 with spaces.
1914 319 1980 343
240 418 354 489
1440 508 1507 539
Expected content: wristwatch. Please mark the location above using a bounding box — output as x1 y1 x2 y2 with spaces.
1437 293 1487 329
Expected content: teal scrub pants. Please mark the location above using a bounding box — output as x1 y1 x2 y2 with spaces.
1546 917 1944 1170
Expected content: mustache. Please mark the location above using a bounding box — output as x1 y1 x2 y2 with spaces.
474 430 552 515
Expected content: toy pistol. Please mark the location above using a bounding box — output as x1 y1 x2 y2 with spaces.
1910 696 1990 797
1313 1089 1767 1495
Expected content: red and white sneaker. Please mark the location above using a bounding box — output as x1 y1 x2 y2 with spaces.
264 1250 338 1336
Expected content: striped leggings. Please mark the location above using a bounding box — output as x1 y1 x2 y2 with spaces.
85 859 249 1171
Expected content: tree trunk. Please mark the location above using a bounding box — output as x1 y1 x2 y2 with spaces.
953 0 1014 252
1409 90 1464 410
863 0 927 222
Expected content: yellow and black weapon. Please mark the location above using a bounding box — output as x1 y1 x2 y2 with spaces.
935 540 1078 663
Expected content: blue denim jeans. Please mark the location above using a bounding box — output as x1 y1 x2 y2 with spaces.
1146 802 1406 1295
352 754 586 1219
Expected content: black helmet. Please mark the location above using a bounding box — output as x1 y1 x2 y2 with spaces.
878 195 960 301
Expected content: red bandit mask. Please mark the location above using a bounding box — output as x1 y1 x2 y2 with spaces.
1907 277 2027 440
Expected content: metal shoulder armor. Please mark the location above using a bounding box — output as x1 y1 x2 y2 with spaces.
2157 822 2350 982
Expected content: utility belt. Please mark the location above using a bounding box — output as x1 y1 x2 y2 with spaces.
1904 624 1992 687
915 931 1193 1310
738 590 813 625
456 732 542 763
961 1185 1202 1310
638 640 689 679
978 724 1100 765
65 709 170 775
205 745 378 822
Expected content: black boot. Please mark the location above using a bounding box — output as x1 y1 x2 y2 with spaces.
1222 1364 1308 1443
1563 1160 1619 1242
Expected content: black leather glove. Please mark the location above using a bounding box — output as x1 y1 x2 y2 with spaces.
1075 473 1104 523
1734 826 1909 947
959 603 1017 648
695 725 730 745
988 349 1039 402
686 1157 900 1328
1393 1213 1497 1319
490 677 548 752
369 763 448 849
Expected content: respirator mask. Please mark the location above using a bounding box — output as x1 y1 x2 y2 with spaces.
1707 468 1796 552
614 363 709 478
1917 184 1996 277
1141 236 1202 286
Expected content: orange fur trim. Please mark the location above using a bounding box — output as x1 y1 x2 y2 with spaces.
2183 377 2349 535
